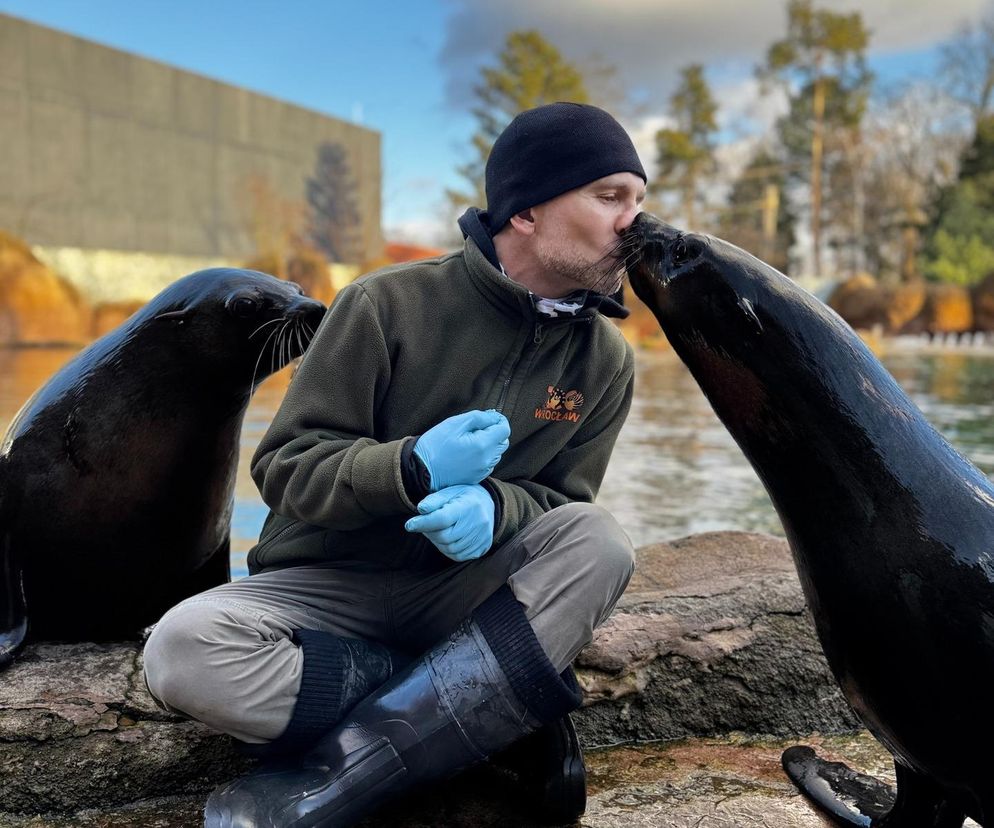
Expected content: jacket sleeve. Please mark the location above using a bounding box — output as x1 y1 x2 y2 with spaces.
486 344 635 547
250 283 417 529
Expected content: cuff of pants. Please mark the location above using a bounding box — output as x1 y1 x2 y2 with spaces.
243 629 350 759
473 585 582 725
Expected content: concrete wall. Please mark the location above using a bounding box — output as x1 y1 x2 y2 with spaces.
0 13 383 264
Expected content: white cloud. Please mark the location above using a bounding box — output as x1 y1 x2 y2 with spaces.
438 0 992 111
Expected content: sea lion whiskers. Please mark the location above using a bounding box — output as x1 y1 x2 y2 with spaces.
248 317 285 340
294 319 306 358
574 234 642 295
276 318 295 375
250 323 284 390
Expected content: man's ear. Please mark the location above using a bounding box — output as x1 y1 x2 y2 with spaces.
508 208 536 236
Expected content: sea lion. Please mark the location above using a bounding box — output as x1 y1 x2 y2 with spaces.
0 268 326 668
625 213 994 826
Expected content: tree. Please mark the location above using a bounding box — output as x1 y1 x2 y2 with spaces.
922 114 994 285
307 142 361 263
857 83 964 282
448 30 589 211
759 0 872 275
718 148 796 274
652 64 718 229
241 174 305 278
938 15 994 134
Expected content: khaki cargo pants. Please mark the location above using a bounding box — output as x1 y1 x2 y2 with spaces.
143 502 634 743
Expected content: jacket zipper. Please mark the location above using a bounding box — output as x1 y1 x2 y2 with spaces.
256 519 301 551
496 319 545 412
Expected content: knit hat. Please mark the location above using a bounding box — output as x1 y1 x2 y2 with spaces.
485 102 646 232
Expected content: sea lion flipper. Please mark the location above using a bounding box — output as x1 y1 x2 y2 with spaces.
782 746 965 827
0 530 28 671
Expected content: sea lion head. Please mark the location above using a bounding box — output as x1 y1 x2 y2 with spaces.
143 268 327 389
624 212 910 463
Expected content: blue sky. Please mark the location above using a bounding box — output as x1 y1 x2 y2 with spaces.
2 0 991 245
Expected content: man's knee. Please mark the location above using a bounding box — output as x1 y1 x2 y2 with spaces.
143 599 252 715
519 502 635 611
549 502 635 587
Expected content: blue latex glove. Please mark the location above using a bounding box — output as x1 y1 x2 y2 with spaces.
404 484 496 562
413 409 510 492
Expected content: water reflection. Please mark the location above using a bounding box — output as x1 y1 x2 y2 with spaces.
4 344 994 579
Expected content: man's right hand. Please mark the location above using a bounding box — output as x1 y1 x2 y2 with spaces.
413 409 511 491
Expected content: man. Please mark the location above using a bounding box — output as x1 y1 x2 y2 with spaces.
143 101 645 828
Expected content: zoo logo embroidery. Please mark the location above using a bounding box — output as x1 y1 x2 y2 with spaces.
535 385 584 422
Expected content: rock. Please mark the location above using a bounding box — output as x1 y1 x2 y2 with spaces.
919 283 973 335
0 231 90 346
0 643 249 815
972 270 994 332
572 532 858 746
0 532 858 820
826 273 887 331
8 733 963 828
89 300 146 338
882 281 926 333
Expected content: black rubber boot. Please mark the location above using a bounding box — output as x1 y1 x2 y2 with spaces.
204 585 581 828
492 710 586 825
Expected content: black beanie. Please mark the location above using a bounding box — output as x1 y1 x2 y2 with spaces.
485 102 646 233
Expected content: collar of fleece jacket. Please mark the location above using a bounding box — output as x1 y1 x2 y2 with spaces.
457 207 630 320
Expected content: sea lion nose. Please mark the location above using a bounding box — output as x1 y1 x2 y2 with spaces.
634 212 682 240
295 297 327 326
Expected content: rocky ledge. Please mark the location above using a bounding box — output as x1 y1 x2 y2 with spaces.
0 531 862 823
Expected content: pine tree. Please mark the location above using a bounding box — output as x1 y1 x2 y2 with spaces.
719 149 796 274
307 142 361 263
447 30 589 211
759 0 871 275
653 64 718 229
922 115 994 285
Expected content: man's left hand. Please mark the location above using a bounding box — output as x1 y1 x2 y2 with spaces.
404 484 495 562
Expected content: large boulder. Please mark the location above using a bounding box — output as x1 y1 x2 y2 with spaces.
920 283 973 335
883 281 927 333
0 532 858 821
89 300 146 338
972 271 994 332
827 274 887 331
574 531 857 745
0 231 90 346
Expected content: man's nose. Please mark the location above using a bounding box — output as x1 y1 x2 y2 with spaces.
615 201 641 234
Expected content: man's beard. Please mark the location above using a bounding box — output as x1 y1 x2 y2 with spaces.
536 233 643 295
536 247 625 295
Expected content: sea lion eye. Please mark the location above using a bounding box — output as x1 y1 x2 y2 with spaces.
229 296 260 318
671 239 689 265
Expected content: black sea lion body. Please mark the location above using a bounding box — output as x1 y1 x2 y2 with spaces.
0 268 325 664
627 213 994 825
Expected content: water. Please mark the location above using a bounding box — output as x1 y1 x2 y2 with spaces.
4 341 994 579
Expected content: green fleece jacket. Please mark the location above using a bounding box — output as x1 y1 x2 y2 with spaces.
247 237 635 573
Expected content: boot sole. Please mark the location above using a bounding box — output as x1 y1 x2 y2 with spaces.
205 737 406 828
540 737 586 823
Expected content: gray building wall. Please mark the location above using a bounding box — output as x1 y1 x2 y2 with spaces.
0 13 383 263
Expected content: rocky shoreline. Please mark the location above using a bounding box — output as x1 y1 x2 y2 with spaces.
1 531 868 826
